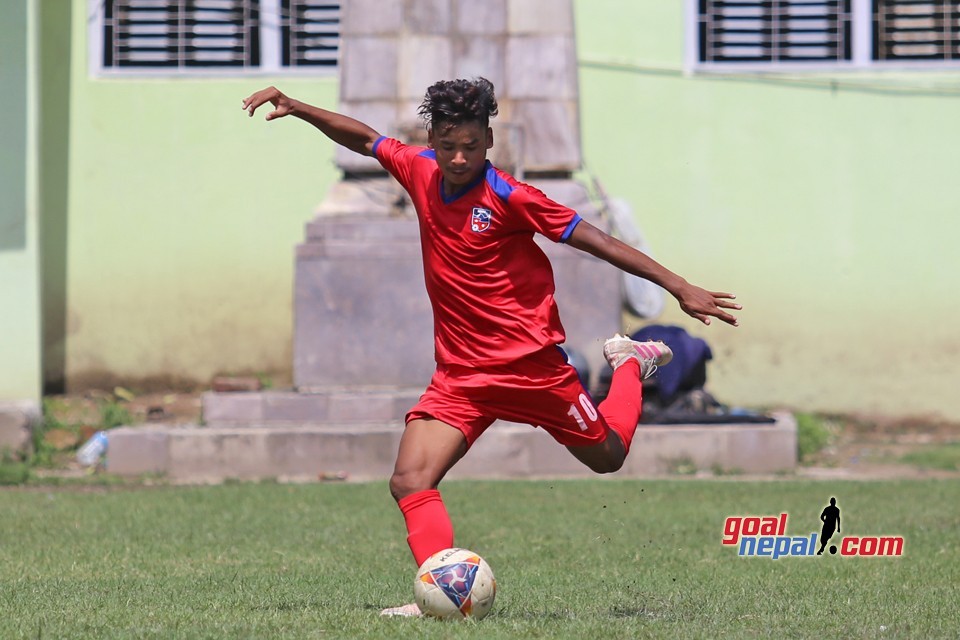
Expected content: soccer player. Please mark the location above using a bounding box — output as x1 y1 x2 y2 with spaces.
817 497 841 555
242 78 741 617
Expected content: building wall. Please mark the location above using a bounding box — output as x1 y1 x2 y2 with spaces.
0 0 42 404
58 1 342 388
575 0 960 419
48 0 960 420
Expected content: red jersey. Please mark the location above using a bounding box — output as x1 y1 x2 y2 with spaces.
373 136 583 368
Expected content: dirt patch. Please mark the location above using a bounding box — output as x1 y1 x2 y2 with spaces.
797 413 960 480
44 390 202 427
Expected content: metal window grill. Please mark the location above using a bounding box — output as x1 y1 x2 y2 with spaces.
102 0 260 68
698 0 853 63
873 0 960 60
280 1 341 67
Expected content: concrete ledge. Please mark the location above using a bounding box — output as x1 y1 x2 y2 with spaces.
106 413 796 483
107 424 401 482
107 428 170 475
623 413 797 475
202 389 424 426
0 400 41 456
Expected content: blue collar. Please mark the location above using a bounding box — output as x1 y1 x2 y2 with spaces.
439 161 491 204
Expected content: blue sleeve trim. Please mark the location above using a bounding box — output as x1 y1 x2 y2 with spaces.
559 214 583 243
485 163 514 202
371 135 387 158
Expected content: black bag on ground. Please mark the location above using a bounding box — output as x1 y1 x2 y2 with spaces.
595 324 773 425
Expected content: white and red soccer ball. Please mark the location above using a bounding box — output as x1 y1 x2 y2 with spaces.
413 548 496 620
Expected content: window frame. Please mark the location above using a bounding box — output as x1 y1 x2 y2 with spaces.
685 0 960 72
88 0 341 78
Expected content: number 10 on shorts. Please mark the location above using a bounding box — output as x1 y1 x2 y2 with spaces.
567 393 598 431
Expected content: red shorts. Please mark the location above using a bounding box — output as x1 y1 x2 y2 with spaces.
406 346 607 449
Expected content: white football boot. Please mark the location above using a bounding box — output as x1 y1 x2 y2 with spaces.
602 334 673 380
379 603 422 618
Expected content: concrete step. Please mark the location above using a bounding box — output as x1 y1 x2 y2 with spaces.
105 413 797 483
202 389 424 426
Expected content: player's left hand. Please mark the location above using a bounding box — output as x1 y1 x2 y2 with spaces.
675 284 741 327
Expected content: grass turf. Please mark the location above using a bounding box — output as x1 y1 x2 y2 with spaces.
900 443 960 471
2 479 958 639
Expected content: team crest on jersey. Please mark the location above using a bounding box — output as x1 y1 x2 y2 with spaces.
471 207 492 233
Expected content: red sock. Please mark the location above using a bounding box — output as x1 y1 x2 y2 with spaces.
598 359 643 455
398 489 454 567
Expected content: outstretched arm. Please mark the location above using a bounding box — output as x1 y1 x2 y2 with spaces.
241 86 380 157
567 220 741 327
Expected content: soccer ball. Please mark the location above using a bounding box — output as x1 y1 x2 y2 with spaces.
413 548 496 620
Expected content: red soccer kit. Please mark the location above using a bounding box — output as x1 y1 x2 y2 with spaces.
374 136 646 569
374 136 622 448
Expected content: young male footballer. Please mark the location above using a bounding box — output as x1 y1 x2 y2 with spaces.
243 78 740 617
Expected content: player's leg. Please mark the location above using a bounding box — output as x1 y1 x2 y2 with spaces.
475 346 629 473
564 413 629 473
390 418 468 501
565 336 672 472
817 527 833 554
390 418 467 565
391 374 494 564
381 418 467 618
566 438 627 472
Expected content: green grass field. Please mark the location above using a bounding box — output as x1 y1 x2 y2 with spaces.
2 479 958 639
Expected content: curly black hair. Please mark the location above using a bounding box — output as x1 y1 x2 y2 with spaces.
417 78 499 132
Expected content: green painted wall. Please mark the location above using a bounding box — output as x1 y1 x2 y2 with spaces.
60 1 341 388
0 0 42 403
51 0 959 420
575 0 960 419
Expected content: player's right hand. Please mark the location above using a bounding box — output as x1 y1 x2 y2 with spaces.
242 86 295 121
675 283 741 327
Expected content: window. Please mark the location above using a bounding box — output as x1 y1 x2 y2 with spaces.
874 0 960 60
91 0 341 75
697 0 852 64
689 0 960 70
101 0 260 68
280 1 340 67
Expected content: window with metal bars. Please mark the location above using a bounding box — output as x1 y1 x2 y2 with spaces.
280 1 340 67
697 0 853 64
874 0 960 61
94 0 341 74
102 0 260 68
690 0 960 69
